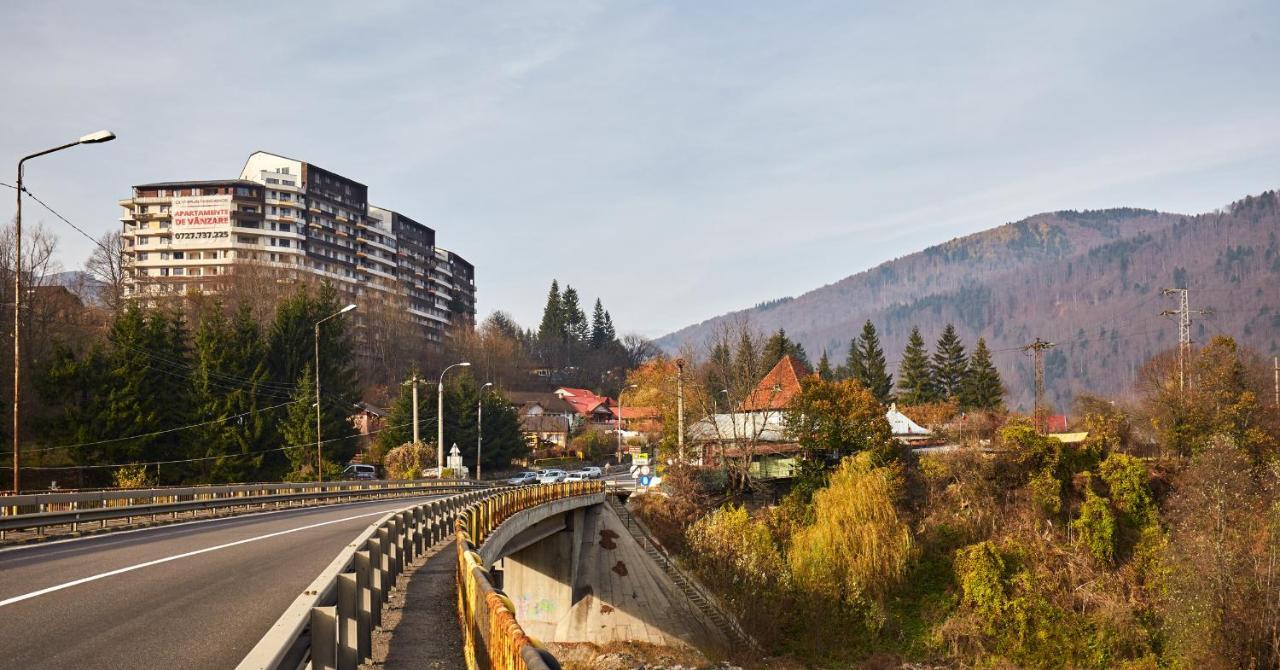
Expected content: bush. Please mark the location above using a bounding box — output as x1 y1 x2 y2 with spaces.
1072 487 1116 564
685 504 790 646
113 463 152 489
955 541 1007 621
384 441 433 480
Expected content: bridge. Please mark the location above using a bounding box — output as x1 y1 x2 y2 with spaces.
0 480 741 669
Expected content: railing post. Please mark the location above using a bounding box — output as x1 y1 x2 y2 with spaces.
366 538 384 628
310 605 338 670
354 550 373 658
337 572 359 670
376 528 392 598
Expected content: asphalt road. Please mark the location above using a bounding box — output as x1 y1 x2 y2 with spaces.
0 494 446 670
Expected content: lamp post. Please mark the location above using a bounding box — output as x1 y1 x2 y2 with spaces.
12 130 115 493
438 362 470 475
616 384 638 464
477 382 493 481
314 303 356 482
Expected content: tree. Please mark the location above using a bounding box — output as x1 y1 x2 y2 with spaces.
590 298 610 349
85 229 126 311
762 328 809 370
536 280 563 344
560 286 588 346
959 337 1003 410
853 320 893 403
842 337 864 383
930 323 968 400
786 377 897 492
375 374 434 464
896 327 936 405
817 350 833 380
191 301 275 482
280 365 320 478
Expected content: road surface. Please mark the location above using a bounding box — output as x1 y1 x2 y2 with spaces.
0 494 445 669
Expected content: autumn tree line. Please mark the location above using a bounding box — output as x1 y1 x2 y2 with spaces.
634 331 1280 668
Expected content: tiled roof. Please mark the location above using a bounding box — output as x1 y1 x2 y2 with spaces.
555 387 613 417
741 355 808 411
616 406 659 420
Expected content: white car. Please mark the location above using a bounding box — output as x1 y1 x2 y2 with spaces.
563 471 588 482
537 469 567 484
579 466 603 479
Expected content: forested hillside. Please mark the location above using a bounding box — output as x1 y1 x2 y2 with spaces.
658 191 1280 411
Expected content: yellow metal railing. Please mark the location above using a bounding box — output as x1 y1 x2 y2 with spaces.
454 482 603 670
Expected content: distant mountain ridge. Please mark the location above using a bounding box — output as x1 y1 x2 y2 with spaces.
657 191 1280 411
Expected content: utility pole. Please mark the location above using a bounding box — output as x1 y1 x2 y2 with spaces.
1023 338 1056 434
1273 356 1278 410
676 359 686 462
403 373 421 445
478 382 493 481
1160 288 1210 395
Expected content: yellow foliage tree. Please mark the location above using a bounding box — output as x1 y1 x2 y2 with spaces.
789 452 914 607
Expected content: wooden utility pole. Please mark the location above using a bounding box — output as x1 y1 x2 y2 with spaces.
1023 338 1056 434
676 358 686 462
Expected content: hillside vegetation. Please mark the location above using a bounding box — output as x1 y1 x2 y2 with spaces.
658 192 1280 411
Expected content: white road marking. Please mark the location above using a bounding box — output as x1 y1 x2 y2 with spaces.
0 507 401 608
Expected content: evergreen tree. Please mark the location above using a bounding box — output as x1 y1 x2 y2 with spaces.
280 365 318 478
100 305 194 482
734 329 761 385
192 301 275 482
762 328 810 370
842 338 864 383
376 374 434 461
601 310 617 344
960 337 1004 410
817 350 834 380
561 286 588 345
897 326 936 405
590 298 609 349
854 320 894 404
537 280 564 343
930 323 968 400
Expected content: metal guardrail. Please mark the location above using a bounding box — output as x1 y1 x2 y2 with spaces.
0 479 488 537
239 488 492 670
455 481 605 670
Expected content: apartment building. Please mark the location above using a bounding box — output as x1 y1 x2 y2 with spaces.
119 151 476 345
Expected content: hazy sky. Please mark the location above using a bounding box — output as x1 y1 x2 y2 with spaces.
2 1 1277 337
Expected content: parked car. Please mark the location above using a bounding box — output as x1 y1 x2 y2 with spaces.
563 471 588 482
507 472 538 485
342 464 378 480
579 466 603 479
537 469 567 484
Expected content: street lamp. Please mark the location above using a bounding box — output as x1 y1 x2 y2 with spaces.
477 382 493 482
314 303 356 482
12 130 115 493
616 384 638 464
438 362 471 475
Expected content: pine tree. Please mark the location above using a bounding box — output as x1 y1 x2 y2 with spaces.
561 286 588 345
377 374 433 459
931 323 968 400
590 298 609 349
192 301 273 482
281 365 318 477
960 337 1004 410
537 280 563 343
843 338 864 383
734 329 761 386
817 350 833 380
762 328 810 370
854 320 894 404
896 327 936 405
601 310 617 343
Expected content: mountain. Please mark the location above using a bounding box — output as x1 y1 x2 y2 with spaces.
657 191 1280 412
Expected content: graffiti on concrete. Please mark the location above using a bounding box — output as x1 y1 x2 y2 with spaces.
599 528 619 550
514 593 559 619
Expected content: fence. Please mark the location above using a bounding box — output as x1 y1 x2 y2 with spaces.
455 481 605 670
0 479 486 537
238 488 491 670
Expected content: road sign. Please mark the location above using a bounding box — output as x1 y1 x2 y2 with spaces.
639 475 651 487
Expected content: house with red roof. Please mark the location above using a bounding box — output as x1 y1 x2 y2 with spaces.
740 355 808 411
554 387 617 424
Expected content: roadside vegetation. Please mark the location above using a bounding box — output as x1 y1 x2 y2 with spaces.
635 335 1280 668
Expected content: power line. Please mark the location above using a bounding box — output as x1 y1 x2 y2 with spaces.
18 399 302 455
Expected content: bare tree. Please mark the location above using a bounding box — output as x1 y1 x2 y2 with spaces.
84 230 125 311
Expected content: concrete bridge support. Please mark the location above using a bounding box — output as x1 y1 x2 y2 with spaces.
492 502 727 652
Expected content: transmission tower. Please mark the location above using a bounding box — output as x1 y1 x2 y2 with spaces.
1023 338 1056 434
1160 288 1211 395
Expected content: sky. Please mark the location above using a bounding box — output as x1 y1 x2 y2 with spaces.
2 1 1278 338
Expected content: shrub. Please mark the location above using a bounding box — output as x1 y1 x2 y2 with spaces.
384 441 433 479
113 463 152 489
954 541 1007 621
1072 487 1116 564
1028 466 1063 519
685 504 790 645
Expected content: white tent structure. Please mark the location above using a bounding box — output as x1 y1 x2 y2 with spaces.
886 403 930 436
